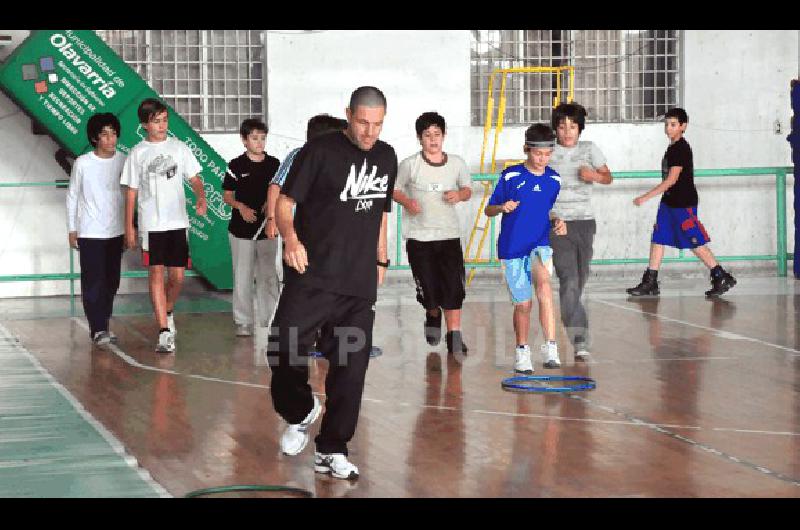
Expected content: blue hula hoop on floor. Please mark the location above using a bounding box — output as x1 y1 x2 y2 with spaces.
501 375 596 393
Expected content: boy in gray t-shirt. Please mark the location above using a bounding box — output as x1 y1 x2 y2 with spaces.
548 103 613 361
393 112 472 355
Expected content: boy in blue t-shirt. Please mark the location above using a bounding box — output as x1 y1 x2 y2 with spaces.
627 107 736 298
485 124 567 373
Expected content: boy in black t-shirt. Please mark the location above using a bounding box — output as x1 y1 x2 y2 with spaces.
627 108 736 297
223 119 281 336
268 86 397 481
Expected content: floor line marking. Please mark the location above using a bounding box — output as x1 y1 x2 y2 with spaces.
471 409 699 429
73 317 272 390
594 299 800 356
711 427 800 436
61 318 800 439
587 356 737 364
566 392 800 488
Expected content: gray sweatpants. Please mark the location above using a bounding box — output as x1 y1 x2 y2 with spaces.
228 234 281 327
551 219 596 347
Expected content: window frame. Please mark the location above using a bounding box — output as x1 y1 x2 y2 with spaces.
470 30 682 126
96 30 265 133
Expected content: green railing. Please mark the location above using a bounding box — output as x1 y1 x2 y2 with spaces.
0 181 199 313
2 166 795 302
392 166 795 277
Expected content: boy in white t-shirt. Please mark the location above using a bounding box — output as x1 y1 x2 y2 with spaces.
66 112 127 346
121 98 207 353
393 112 472 355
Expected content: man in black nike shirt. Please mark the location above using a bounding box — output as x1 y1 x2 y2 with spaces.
268 86 397 480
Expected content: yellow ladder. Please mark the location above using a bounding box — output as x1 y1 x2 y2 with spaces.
464 66 574 286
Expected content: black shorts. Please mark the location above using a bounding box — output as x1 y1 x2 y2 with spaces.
406 238 465 311
143 228 190 268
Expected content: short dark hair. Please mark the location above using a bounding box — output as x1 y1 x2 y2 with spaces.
665 107 688 124
415 111 446 137
348 86 387 112
137 98 168 124
524 123 556 146
240 118 268 137
551 102 588 133
86 112 121 147
306 114 347 141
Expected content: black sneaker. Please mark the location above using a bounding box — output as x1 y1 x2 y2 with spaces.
445 330 468 355
424 310 442 346
626 269 660 296
705 271 737 297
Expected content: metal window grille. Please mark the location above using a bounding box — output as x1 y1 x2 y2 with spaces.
471 30 681 126
96 30 264 132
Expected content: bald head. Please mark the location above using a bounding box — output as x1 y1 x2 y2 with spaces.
345 87 386 151
348 86 387 112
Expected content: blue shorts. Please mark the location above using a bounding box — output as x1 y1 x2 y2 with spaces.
651 203 710 249
502 246 553 304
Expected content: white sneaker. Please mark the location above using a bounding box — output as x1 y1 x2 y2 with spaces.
514 345 534 374
107 330 118 344
235 324 253 337
542 341 561 369
314 452 359 480
280 396 321 456
92 331 112 346
574 343 591 362
155 330 175 354
167 313 176 336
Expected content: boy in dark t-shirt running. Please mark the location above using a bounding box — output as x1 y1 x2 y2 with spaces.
627 107 736 298
268 86 397 481
222 119 281 337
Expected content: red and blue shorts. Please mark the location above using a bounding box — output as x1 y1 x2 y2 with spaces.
651 203 710 249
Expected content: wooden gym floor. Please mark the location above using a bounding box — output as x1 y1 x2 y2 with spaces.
0 276 798 497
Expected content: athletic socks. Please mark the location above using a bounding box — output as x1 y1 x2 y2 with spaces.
710 265 724 278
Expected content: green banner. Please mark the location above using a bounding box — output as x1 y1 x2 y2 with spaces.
0 30 233 289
